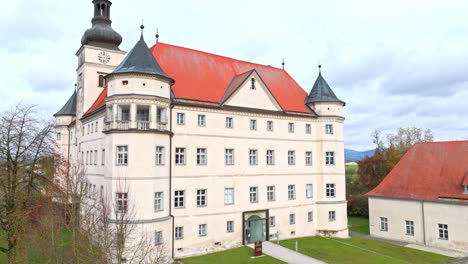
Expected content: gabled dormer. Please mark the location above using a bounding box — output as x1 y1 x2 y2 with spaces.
305 65 345 117
220 69 283 112
106 32 174 99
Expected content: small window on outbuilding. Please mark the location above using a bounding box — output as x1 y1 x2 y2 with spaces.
250 78 256 90
464 186 468 194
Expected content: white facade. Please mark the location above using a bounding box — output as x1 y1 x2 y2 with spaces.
54 3 349 259
369 197 468 253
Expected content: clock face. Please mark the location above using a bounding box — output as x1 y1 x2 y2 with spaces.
98 51 110 64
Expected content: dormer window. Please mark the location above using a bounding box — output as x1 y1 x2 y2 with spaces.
464 186 468 194
250 78 256 90
122 80 129 85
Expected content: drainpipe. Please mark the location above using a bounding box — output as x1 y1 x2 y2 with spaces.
169 103 175 259
421 200 426 245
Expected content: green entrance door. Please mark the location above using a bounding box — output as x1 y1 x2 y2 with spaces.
247 215 263 244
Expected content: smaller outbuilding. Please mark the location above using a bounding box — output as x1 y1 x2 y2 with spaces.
367 140 468 253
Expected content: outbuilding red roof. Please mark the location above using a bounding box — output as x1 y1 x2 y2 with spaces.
150 42 310 113
367 141 468 203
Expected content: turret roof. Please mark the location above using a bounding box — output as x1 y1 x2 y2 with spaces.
305 69 345 105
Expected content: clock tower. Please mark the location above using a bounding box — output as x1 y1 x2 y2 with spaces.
75 0 126 119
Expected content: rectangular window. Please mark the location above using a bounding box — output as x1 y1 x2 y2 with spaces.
94 150 98 165
175 226 183 240
90 150 94 165
267 186 275 201
175 148 186 165
116 146 128 165
196 148 207 165
249 149 258 165
118 106 130 121
325 124 333 134
56 132 61 141
87 124 90 134
289 214 295 225
101 149 105 166
95 121 98 132
199 224 207 236
176 113 185 125
224 188 234 205
288 150 295 165
225 149 234 165
288 122 294 133
380 217 388 231
266 150 275 165
325 151 335 165
85 151 89 165
226 221 234 233
329 211 336 221
464 186 468 194
405 220 414 236
305 124 311 134
249 187 258 203
136 107 149 122
250 119 257 130
288 185 296 200
305 151 313 166
226 117 233 128
326 183 336 197
198 114 206 126
196 189 207 207
154 192 163 212
154 231 163 245
156 146 165 165
116 192 128 213
174 190 185 208
306 184 313 198
267 120 273 131
438 224 448 240
269 216 275 227
308 211 313 222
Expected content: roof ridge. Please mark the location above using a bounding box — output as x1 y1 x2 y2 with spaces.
151 42 285 71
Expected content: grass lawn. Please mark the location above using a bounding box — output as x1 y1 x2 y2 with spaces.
280 236 453 264
348 216 370 235
181 246 285 264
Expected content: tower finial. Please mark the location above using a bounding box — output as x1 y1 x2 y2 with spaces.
156 28 159 43
282 58 285 70
318 64 322 73
140 20 145 38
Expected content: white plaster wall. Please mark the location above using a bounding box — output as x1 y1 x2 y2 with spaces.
107 74 171 99
224 73 282 111
369 197 468 252
76 45 126 118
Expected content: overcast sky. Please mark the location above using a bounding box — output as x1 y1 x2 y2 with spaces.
1 0 467 150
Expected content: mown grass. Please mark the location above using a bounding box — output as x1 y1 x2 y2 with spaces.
280 236 453 264
348 216 370 235
181 246 285 264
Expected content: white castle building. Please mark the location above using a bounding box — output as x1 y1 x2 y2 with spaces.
54 0 348 258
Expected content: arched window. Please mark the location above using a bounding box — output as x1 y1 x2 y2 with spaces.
98 75 106 87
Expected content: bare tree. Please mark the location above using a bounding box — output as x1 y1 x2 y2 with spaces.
0 104 54 263
93 179 170 264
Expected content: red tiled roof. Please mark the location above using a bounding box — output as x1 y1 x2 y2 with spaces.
150 42 311 113
83 87 107 118
367 141 468 203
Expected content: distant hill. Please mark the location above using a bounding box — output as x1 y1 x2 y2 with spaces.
345 149 375 162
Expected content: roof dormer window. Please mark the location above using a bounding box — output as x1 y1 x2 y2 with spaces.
250 78 256 90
